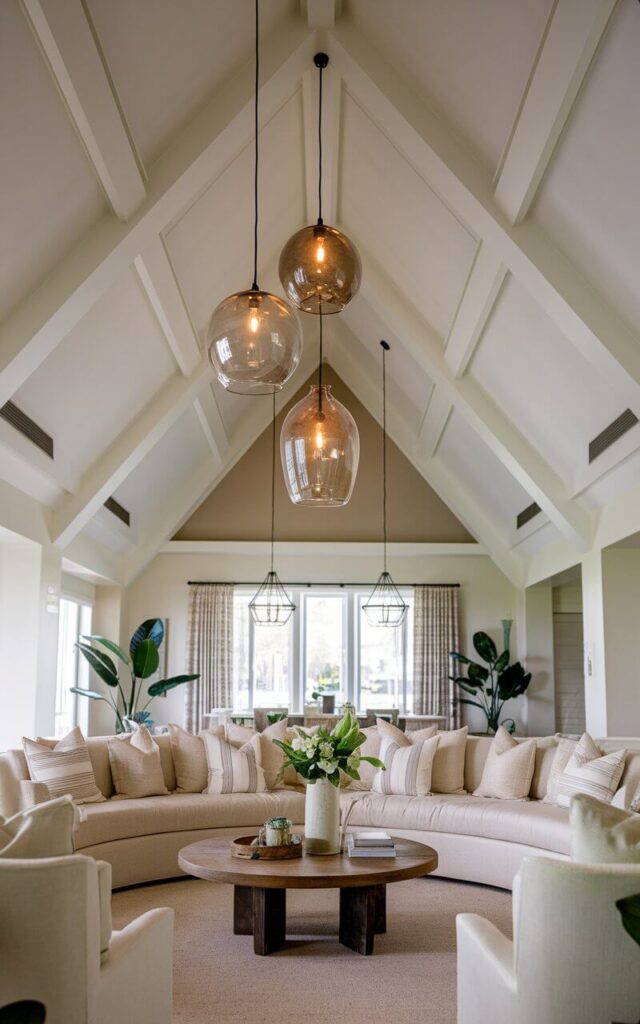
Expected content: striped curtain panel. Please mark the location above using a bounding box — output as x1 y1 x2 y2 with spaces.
185 583 233 733
413 585 460 729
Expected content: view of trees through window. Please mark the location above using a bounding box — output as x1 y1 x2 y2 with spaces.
232 588 413 713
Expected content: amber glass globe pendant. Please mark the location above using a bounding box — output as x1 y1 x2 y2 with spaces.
279 53 361 314
281 311 359 506
207 0 302 394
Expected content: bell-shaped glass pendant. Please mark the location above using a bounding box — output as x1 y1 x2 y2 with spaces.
362 571 408 628
278 222 362 315
281 384 359 506
207 288 302 395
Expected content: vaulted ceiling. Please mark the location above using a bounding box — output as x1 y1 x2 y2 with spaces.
1 0 639 590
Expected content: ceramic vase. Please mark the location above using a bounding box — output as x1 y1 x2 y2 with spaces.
304 778 340 855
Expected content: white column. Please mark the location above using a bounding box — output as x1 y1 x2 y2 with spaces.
520 584 556 736
34 546 63 737
601 548 640 737
0 531 42 748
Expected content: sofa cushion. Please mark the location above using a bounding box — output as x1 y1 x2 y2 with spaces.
570 793 640 864
474 728 536 800
432 727 468 794
553 733 626 807
168 724 209 793
74 790 307 849
528 736 560 800
0 795 77 858
372 735 439 797
611 750 640 812
463 736 493 792
108 727 169 798
203 733 266 794
346 791 571 855
23 727 105 804
225 719 290 790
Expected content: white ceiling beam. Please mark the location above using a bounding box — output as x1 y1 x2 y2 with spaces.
359 258 592 550
0 20 314 410
494 0 618 224
329 23 640 411
302 0 339 30
63 533 124 586
418 388 451 460
21 0 146 221
301 58 342 224
133 236 201 375
193 388 229 463
0 478 52 546
327 321 524 587
445 242 507 377
51 361 213 548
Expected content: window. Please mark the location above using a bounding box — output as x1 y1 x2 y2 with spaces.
232 587 413 714
54 597 93 737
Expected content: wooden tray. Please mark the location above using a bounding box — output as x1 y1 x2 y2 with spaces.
231 835 303 861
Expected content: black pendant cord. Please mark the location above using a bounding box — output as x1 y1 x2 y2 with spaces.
251 0 260 291
270 391 275 572
317 308 324 417
317 58 323 225
381 340 390 574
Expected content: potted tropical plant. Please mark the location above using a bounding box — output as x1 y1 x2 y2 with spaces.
72 618 198 732
450 628 531 735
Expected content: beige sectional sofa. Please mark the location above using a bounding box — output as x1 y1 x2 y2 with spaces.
2 733 639 891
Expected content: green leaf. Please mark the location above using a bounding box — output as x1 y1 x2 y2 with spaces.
468 662 489 685
70 686 112 702
494 649 510 673
81 635 129 665
147 673 198 697
473 631 497 664
497 662 532 701
129 618 164 657
456 680 482 696
133 638 159 680
457 697 485 712
450 652 471 665
617 893 640 949
75 642 120 688
361 756 385 769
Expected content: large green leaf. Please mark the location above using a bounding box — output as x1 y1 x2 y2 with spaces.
456 679 482 696
133 638 159 679
498 662 532 701
494 649 510 673
75 642 119 688
473 631 497 664
81 634 129 665
147 673 198 697
617 893 640 948
450 652 471 665
468 662 489 685
129 618 164 657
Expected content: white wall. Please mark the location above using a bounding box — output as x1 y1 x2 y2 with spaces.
0 530 42 749
122 546 521 734
602 548 640 736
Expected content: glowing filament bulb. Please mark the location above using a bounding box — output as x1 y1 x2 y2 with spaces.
316 240 325 264
249 312 259 334
315 424 324 450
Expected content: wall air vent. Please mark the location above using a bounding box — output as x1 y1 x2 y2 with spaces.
104 497 130 527
516 501 541 530
0 400 54 459
589 408 639 463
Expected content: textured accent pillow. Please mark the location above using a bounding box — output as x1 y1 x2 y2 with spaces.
528 736 560 801
108 726 170 798
0 795 76 858
168 723 220 793
376 719 438 746
543 736 579 804
570 793 640 864
23 726 105 804
225 718 290 789
474 727 536 800
372 735 439 797
431 726 468 794
554 733 626 808
203 733 266 794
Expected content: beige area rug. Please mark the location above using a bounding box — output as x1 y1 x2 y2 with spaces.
112 875 512 1024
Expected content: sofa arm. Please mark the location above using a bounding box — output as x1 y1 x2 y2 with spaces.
17 781 50 811
98 908 174 1024
456 914 517 1024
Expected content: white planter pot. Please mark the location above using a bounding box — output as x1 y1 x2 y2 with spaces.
304 778 340 855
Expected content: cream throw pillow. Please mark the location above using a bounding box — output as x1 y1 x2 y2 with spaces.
108 726 169 798
544 736 578 804
570 793 640 864
203 733 266 794
527 736 560 801
376 719 466 794
168 724 211 792
553 732 626 808
225 718 291 789
474 727 536 800
372 735 439 797
23 726 105 804
0 795 76 858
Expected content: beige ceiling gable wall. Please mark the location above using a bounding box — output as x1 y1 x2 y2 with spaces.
174 366 473 544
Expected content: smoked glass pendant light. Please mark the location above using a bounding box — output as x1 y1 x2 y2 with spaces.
280 311 359 506
278 53 361 315
250 394 296 625
207 0 302 394
363 342 407 627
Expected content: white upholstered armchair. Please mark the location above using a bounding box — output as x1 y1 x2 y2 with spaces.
457 856 640 1024
0 854 173 1024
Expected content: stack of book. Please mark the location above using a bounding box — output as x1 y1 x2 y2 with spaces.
346 830 396 858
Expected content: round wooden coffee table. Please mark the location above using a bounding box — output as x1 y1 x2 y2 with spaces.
178 836 438 956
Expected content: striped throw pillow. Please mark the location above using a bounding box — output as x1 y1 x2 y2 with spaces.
372 735 439 797
203 733 266 794
23 726 105 804
555 732 626 807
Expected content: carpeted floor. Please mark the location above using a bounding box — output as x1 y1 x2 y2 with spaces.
112 875 512 1024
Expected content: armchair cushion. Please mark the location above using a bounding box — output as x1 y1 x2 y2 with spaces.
570 793 640 864
0 795 76 858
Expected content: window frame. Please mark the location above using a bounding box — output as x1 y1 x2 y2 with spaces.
54 595 93 736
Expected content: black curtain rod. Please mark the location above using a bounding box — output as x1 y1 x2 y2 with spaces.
187 581 460 588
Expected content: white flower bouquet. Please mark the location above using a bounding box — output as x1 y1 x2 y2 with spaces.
272 711 384 788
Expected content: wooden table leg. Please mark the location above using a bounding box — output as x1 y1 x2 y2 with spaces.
252 887 286 956
339 884 385 955
233 885 254 935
